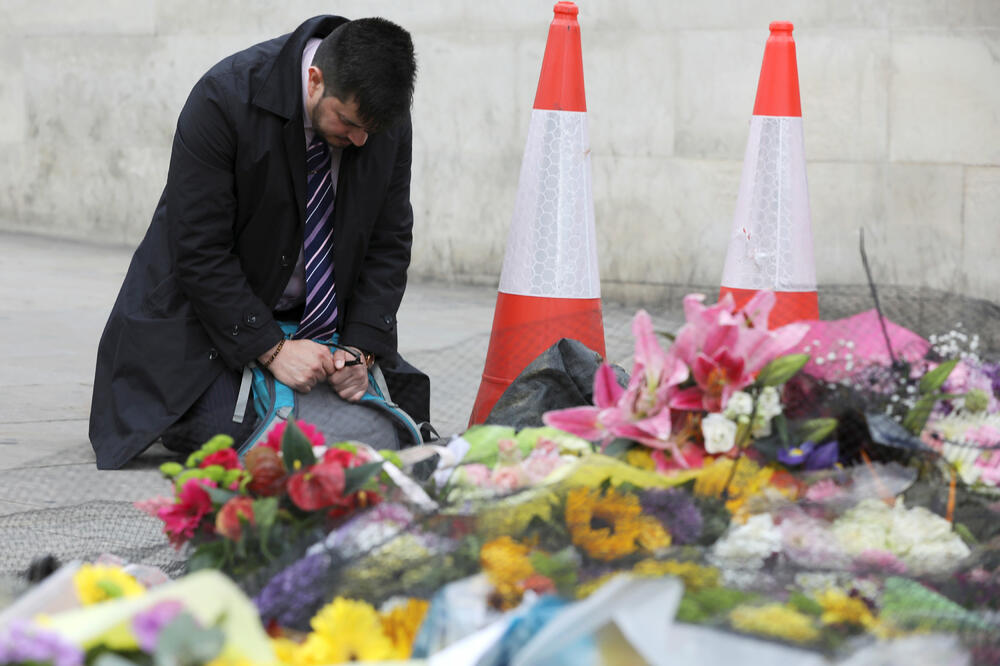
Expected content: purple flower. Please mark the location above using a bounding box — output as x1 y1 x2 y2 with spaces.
778 441 839 470
778 441 815 466
804 441 839 470
254 551 331 629
639 488 703 545
132 600 185 652
0 620 83 666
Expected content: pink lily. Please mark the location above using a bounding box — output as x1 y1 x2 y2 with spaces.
671 292 808 412
544 310 691 464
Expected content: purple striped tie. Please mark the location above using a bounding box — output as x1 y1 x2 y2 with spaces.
294 136 339 340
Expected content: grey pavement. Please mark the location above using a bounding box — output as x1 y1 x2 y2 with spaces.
0 231 669 581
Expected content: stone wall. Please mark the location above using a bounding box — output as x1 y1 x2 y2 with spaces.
1 1 997 304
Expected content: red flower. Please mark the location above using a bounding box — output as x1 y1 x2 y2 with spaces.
322 447 366 468
287 462 345 511
157 479 215 548
262 420 325 452
326 489 382 520
200 448 241 470
215 496 256 541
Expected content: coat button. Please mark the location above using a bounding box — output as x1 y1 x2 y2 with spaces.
231 324 240 336
383 314 393 324
280 254 290 267
208 348 219 360
246 313 257 325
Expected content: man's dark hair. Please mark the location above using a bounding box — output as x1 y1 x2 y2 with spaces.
313 17 416 133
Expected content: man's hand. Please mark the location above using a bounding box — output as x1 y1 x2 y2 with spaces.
259 339 334 393
328 347 369 402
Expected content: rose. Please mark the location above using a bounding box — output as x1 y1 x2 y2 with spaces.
702 413 737 454
215 496 256 541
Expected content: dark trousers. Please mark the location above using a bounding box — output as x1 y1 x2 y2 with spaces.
161 368 258 454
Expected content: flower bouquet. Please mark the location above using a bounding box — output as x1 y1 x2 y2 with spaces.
137 421 391 578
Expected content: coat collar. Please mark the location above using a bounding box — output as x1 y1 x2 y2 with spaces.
251 15 348 119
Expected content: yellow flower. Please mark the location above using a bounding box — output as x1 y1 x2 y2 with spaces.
816 588 876 628
73 564 144 605
480 536 535 588
625 448 656 471
270 637 301 664
632 559 720 590
379 598 430 659
693 457 774 516
565 487 642 561
636 517 672 552
729 604 820 643
204 658 256 666
301 597 394 663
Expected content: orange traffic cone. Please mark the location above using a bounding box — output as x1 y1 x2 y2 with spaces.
469 1 606 425
720 21 819 329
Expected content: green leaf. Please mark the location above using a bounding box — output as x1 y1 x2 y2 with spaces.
188 541 228 571
282 420 317 470
953 522 978 547
343 461 384 496
602 438 633 458
461 425 516 466
774 413 790 446
756 354 810 387
795 418 838 444
202 485 238 506
253 497 279 530
919 359 959 395
902 394 940 435
788 591 823 616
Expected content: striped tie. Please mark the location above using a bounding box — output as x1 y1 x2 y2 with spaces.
294 136 339 340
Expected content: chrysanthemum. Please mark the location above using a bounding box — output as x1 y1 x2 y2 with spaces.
379 598 430 659
299 598 394 664
72 564 144 605
729 603 820 643
632 559 720 590
816 588 876 628
565 487 642 561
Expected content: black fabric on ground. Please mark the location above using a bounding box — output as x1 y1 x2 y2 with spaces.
484 338 628 429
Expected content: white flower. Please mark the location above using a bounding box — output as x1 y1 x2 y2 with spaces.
904 539 971 576
702 413 738 454
709 513 783 571
751 413 772 438
723 391 754 418
757 386 783 419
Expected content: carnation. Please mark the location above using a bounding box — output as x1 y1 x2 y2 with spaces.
709 513 782 571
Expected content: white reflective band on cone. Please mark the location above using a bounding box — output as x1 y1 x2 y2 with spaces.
721 115 816 292
498 109 600 299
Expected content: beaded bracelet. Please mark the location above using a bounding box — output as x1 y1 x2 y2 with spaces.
260 338 285 368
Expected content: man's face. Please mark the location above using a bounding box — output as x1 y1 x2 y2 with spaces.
306 66 369 148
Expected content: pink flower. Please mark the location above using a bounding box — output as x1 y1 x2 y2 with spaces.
670 292 808 412
544 311 689 462
975 450 1000 486
490 466 526 492
157 479 216 548
134 496 174 520
804 478 845 503
262 420 325 452
199 448 241 470
651 444 704 472
460 464 491 486
853 549 908 575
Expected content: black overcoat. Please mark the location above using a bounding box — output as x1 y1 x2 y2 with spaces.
89 16 428 469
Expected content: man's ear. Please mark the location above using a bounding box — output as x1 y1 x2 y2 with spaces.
307 66 325 97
